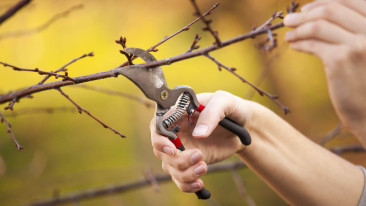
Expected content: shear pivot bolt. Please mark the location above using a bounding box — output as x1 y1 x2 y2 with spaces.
190 109 195 115
161 90 169 100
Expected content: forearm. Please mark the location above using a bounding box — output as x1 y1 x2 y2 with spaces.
238 102 364 206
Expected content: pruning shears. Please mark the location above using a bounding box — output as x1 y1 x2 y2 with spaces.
117 48 251 200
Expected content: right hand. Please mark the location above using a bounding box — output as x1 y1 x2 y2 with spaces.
150 91 253 193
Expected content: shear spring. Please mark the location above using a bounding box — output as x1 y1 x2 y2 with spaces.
163 93 190 128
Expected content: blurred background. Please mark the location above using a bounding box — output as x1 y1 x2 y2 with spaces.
1 0 365 205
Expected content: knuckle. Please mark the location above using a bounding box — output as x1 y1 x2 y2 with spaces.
175 158 188 171
332 35 366 66
175 173 192 183
180 185 192 193
214 90 230 97
318 4 336 18
306 20 323 35
172 178 191 193
214 90 235 102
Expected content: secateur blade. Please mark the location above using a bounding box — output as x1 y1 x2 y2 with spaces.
117 48 167 102
116 48 199 110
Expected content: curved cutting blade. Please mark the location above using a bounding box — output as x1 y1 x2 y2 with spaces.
117 48 170 104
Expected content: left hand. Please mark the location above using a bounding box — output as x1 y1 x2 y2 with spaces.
284 0 366 143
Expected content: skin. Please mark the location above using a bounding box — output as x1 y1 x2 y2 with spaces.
150 0 366 205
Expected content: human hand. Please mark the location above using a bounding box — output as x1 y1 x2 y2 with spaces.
150 91 252 192
284 0 366 142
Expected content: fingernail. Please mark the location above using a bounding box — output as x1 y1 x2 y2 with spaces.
283 13 298 26
190 151 202 165
163 146 174 156
193 125 208 136
191 181 202 189
194 164 206 176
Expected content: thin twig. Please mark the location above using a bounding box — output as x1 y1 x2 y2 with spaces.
38 52 94 85
144 168 160 192
0 4 83 41
0 0 31 26
190 0 222 46
254 11 284 32
230 170 256 206
321 122 343 146
287 0 300 14
28 161 247 206
118 3 220 67
187 33 201 52
57 88 125 138
0 112 23 150
0 61 76 82
74 84 154 108
330 144 366 155
205 53 290 114
3 107 76 117
148 3 219 53
4 98 18 111
253 11 283 52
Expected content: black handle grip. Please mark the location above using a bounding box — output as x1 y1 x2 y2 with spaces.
195 187 211 199
219 117 251 145
176 143 211 199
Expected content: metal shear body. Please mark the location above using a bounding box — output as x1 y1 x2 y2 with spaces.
117 48 251 199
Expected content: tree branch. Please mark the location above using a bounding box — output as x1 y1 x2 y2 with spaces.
0 0 31 26
0 51 93 110
0 2 298 150
27 140 365 206
0 20 288 107
28 161 247 206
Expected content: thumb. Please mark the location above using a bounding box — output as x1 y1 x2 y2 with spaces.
193 91 237 138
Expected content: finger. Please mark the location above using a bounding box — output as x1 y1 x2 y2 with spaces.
150 118 176 156
301 0 366 17
289 39 337 61
285 2 366 33
172 177 204 193
193 91 237 138
196 92 215 105
160 148 203 171
285 19 354 44
166 161 207 185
